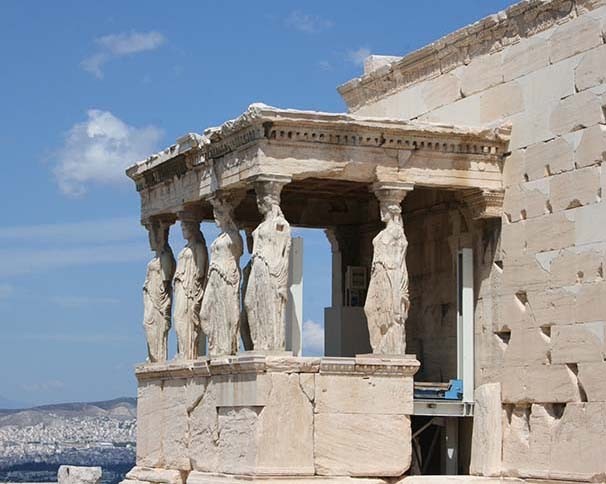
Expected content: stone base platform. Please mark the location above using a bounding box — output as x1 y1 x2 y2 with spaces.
130 354 419 481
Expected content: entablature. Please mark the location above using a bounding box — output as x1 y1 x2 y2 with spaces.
126 103 510 221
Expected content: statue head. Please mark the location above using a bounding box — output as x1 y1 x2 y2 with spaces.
254 180 284 218
210 196 234 232
181 220 201 243
379 200 403 225
146 220 170 253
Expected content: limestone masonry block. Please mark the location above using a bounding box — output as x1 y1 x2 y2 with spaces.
578 361 606 400
520 179 550 220
550 90 605 136
551 322 606 364
524 212 575 253
421 73 461 113
125 466 184 484
470 383 502 477
314 413 411 477
58 466 102 484
503 149 526 188
315 374 413 415
575 281 606 323
524 137 574 181
419 94 482 126
575 44 606 91
254 373 314 475
503 402 606 481
217 406 262 474
502 365 581 404
187 377 217 472
574 202 606 246
549 166 600 212
137 379 165 468
503 36 550 82
549 15 603 64
572 124 606 168
480 82 524 123
162 379 190 470
503 329 550 367
460 52 503 97
549 403 606 480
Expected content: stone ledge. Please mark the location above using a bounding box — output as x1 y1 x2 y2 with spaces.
136 355 420 381
337 0 593 111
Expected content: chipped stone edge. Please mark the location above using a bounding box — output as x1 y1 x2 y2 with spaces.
337 0 592 111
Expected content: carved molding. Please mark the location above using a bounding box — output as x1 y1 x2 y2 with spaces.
127 104 510 193
462 189 505 220
338 0 583 110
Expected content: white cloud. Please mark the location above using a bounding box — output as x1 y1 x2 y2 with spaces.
54 109 162 196
20 379 65 393
302 320 324 356
347 47 371 67
285 11 333 33
0 283 13 300
82 31 165 78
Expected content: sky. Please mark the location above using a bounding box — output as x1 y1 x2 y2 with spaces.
0 0 515 407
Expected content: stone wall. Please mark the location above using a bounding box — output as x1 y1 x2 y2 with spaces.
130 355 418 483
341 0 606 480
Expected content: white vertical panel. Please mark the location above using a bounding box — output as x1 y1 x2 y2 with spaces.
457 248 474 403
286 237 303 356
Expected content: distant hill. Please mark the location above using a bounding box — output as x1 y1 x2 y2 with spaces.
0 397 136 427
0 396 29 410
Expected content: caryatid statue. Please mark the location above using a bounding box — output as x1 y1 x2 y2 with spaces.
173 215 209 360
142 219 176 363
364 182 413 355
199 193 243 356
244 176 292 351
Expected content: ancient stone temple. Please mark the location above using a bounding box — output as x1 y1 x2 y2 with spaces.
121 1 606 483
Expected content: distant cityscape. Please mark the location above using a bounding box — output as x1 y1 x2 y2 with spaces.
0 398 136 484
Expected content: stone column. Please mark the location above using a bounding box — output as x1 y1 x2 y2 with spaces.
142 217 176 363
244 174 292 352
364 181 414 355
199 192 244 357
173 210 208 360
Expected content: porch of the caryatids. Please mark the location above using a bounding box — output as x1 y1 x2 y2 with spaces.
364 181 414 355
199 191 244 357
173 210 209 360
142 218 176 363
244 174 292 352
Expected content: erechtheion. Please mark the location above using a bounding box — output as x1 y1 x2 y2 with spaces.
121 0 606 482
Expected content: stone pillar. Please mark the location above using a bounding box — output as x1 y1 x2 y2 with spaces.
142 217 176 363
364 181 414 355
244 174 292 352
199 192 244 357
173 210 208 360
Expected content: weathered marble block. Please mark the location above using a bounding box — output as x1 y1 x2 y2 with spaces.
132 355 419 482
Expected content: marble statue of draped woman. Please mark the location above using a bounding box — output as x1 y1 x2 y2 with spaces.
143 222 176 363
199 197 243 356
244 192 291 351
364 201 410 355
173 221 208 360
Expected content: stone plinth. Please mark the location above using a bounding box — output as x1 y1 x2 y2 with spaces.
128 354 419 484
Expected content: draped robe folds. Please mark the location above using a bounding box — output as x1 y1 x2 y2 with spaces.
364 224 410 355
245 214 291 351
199 230 242 356
143 250 176 362
173 240 208 359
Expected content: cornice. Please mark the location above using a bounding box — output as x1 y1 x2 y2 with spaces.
337 0 595 111
126 104 511 192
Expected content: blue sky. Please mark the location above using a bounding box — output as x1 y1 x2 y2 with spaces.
0 0 515 407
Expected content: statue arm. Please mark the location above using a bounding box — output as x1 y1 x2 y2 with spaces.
272 225 291 301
